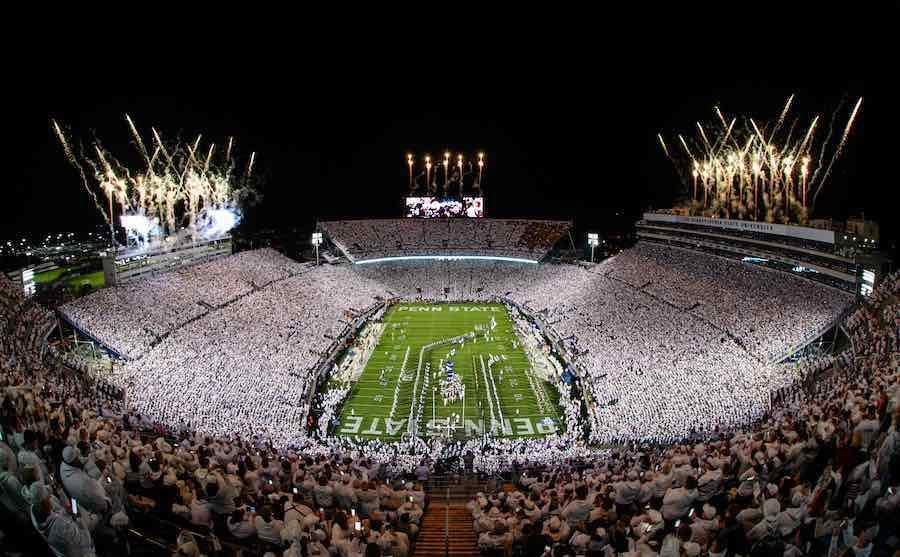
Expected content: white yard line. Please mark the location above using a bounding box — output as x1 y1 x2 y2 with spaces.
479 354 497 430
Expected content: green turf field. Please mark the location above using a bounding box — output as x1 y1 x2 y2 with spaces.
35 267 105 293
335 302 561 441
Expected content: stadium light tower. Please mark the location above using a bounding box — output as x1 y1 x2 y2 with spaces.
312 232 323 266
587 233 600 263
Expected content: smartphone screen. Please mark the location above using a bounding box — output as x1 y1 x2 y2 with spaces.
355 521 362 531
293 487 298 494
71 498 79 515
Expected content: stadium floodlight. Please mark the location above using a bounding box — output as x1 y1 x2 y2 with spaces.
587 233 600 263
312 232 323 266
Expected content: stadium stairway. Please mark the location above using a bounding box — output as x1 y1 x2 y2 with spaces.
413 474 505 557
414 502 479 557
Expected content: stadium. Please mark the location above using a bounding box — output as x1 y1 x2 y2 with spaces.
2 84 898 556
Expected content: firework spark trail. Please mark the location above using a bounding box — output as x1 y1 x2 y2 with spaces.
783 118 798 153
52 120 110 222
696 122 713 154
151 127 177 174
770 94 794 140
657 133 670 158
797 116 819 154
204 143 215 173
149 146 161 169
191 135 202 163
814 97 863 204
246 152 256 178
53 117 256 245
750 119 767 147
808 98 846 199
678 135 695 162
125 114 151 166
660 95 861 224
715 106 727 128
713 118 736 157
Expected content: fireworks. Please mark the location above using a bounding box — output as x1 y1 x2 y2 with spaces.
658 95 862 224
53 115 258 248
406 150 485 195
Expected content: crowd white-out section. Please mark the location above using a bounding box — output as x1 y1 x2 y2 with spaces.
57 243 852 446
319 218 571 263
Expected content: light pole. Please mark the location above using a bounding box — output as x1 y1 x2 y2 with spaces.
587 233 599 263
312 232 323 266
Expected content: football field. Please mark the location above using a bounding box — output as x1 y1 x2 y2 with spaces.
335 302 562 441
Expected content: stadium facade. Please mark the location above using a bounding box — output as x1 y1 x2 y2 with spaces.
636 211 884 296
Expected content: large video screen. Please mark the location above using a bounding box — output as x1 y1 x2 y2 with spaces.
406 197 484 218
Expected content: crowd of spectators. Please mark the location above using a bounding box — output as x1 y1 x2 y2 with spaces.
0 246 895 555
47 243 855 451
607 244 853 361
469 270 899 556
3 274 429 556
59 250 311 359
319 219 571 262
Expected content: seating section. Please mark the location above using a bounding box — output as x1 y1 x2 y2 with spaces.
59 249 311 358
319 218 571 261
1 244 897 557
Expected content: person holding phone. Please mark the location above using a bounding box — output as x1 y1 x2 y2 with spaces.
96 459 130 528
59 445 110 516
31 494 97 556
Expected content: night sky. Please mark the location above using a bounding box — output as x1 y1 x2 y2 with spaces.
6 31 895 254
